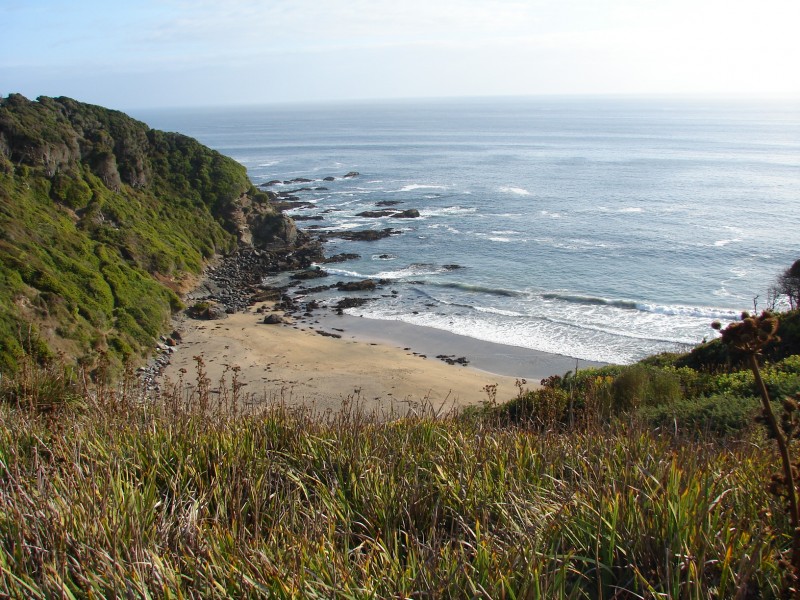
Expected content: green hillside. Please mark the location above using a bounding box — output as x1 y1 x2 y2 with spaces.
0 94 294 373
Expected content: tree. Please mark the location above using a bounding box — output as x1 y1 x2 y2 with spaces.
777 259 800 310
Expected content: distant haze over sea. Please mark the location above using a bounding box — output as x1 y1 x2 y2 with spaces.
135 97 800 364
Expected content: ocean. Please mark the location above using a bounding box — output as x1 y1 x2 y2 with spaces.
134 96 800 365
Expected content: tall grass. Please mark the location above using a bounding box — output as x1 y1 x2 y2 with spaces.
0 364 786 598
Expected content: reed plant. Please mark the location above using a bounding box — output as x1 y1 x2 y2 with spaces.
714 311 800 597
0 357 787 598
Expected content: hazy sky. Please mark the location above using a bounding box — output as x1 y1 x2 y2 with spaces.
2 0 799 109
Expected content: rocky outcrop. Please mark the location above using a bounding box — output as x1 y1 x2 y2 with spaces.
355 208 420 219
321 228 401 242
322 253 360 263
336 280 377 292
357 210 396 218
291 268 329 281
390 209 420 219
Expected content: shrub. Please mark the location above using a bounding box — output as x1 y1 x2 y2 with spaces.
638 393 761 436
597 364 682 412
0 352 82 413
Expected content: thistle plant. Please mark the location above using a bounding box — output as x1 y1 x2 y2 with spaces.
713 311 800 594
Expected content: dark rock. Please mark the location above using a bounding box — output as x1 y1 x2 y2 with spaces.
343 171 360 178
316 330 342 338
443 264 463 270
271 200 315 212
323 176 336 181
336 280 377 292
334 297 372 313
263 314 284 324
376 200 403 207
357 210 395 218
436 354 470 366
322 253 360 263
263 180 282 186
188 302 228 320
250 288 281 304
322 228 400 242
390 209 420 219
290 268 329 281
292 215 325 221
189 242 324 315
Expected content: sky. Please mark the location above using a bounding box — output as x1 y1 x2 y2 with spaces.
2 0 800 110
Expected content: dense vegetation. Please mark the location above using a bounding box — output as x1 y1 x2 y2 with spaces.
482 310 800 435
0 310 797 598
0 94 288 374
0 358 786 598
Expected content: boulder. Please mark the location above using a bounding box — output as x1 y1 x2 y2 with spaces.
357 210 395 218
334 297 372 313
391 209 420 219
322 253 360 263
336 279 377 292
323 228 400 242
323 176 336 181
316 330 342 338
343 171 360 178
188 302 228 320
263 314 284 325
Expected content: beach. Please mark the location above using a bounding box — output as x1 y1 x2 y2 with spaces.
159 303 599 414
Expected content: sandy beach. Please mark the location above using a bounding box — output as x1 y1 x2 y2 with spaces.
160 302 604 415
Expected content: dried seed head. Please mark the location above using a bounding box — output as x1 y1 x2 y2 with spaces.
714 311 779 354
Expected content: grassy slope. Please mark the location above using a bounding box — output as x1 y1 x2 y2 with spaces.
0 377 783 598
0 95 270 373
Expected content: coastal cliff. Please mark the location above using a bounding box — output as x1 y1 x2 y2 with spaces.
0 94 314 373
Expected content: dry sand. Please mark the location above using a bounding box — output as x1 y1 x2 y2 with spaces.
160 307 526 415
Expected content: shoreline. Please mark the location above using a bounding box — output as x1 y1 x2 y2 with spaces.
305 311 607 379
160 307 519 414
159 297 607 414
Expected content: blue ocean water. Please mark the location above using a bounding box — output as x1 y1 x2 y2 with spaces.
135 97 800 364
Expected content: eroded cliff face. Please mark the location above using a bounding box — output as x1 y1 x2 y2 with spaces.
0 93 305 251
